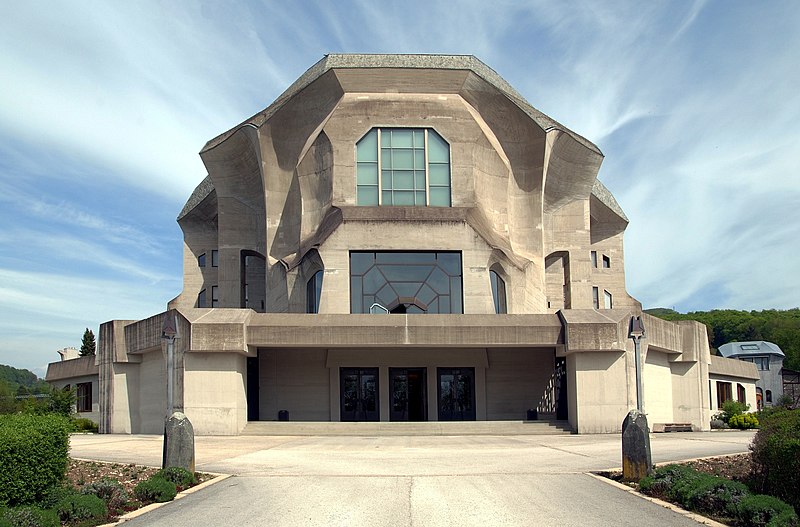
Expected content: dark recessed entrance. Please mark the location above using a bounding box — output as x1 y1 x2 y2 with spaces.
340 367 379 422
390 368 427 421
437 367 476 421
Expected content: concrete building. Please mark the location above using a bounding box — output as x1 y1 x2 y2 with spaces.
719 341 785 409
45 351 100 423
50 54 751 435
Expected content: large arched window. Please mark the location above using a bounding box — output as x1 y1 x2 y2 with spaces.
356 128 451 207
306 270 323 314
489 270 507 314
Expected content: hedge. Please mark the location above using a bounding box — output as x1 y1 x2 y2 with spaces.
750 408 800 512
0 414 71 507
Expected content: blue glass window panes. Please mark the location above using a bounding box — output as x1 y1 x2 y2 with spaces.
349 252 463 314
356 128 450 207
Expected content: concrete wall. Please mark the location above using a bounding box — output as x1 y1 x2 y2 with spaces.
259 348 330 421
569 351 628 433
643 350 674 425
137 350 167 434
485 348 555 420
184 352 247 435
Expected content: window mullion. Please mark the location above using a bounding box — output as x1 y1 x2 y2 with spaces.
377 129 383 205
424 129 430 206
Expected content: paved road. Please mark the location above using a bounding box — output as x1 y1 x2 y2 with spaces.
71 431 755 526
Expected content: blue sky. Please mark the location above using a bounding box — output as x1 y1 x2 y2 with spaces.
1 1 798 375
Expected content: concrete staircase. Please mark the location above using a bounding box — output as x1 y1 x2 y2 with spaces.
241 420 573 436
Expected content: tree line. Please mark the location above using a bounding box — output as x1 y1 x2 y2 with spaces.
645 308 800 370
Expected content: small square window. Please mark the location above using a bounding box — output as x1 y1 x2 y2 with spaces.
198 253 206 267
602 255 610 268
211 250 219 267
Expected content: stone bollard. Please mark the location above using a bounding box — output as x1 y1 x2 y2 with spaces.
621 409 653 482
163 412 195 473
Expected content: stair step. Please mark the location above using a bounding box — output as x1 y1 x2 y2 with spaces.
241 420 573 436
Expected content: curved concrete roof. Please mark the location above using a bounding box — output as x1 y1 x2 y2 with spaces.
201 54 602 156
719 341 785 358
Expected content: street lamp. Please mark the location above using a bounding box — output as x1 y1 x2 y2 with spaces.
161 312 179 417
629 315 646 412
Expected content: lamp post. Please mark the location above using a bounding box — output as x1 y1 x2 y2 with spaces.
622 314 652 481
161 313 179 417
629 315 646 412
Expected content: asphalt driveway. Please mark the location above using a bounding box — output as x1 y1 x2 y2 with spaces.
70 431 755 526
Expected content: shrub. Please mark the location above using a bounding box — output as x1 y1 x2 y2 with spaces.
711 418 729 429
133 476 177 503
72 418 98 433
0 506 59 527
81 478 128 511
0 414 70 506
729 413 759 430
736 494 798 527
750 409 800 512
718 400 750 424
54 493 107 523
155 467 197 488
639 464 698 501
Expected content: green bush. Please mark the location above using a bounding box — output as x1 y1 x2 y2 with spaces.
729 413 759 429
81 478 128 511
735 494 798 527
133 476 177 503
54 493 107 523
750 409 800 512
72 418 98 433
0 414 70 506
718 400 750 424
155 467 197 488
0 506 59 527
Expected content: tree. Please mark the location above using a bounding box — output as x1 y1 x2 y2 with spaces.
80 328 96 356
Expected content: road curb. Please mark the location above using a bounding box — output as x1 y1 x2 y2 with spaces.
99 472 232 526
586 472 727 527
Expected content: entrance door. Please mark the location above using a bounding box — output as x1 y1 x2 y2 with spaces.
390 368 427 421
437 368 476 421
340 368 379 421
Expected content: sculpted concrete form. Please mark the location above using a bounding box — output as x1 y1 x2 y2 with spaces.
46 54 754 434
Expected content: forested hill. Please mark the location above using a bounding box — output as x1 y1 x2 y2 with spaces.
0 364 49 394
645 308 800 370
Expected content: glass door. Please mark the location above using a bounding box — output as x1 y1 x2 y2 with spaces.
340 368 380 421
390 368 427 421
437 367 476 421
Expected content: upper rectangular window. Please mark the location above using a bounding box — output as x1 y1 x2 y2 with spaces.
603 290 613 309
356 128 451 207
602 255 611 268
592 286 599 309
198 253 206 267
211 250 219 267
211 285 219 308
590 251 598 268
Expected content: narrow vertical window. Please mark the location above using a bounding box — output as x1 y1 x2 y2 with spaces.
592 286 599 309
306 270 323 314
604 290 613 309
590 251 598 268
211 250 219 267
198 289 207 308
198 253 206 267
766 390 772 403
211 285 219 307
602 255 610 268
489 270 507 314
737 384 746 404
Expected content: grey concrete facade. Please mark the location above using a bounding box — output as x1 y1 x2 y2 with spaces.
47 54 752 435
